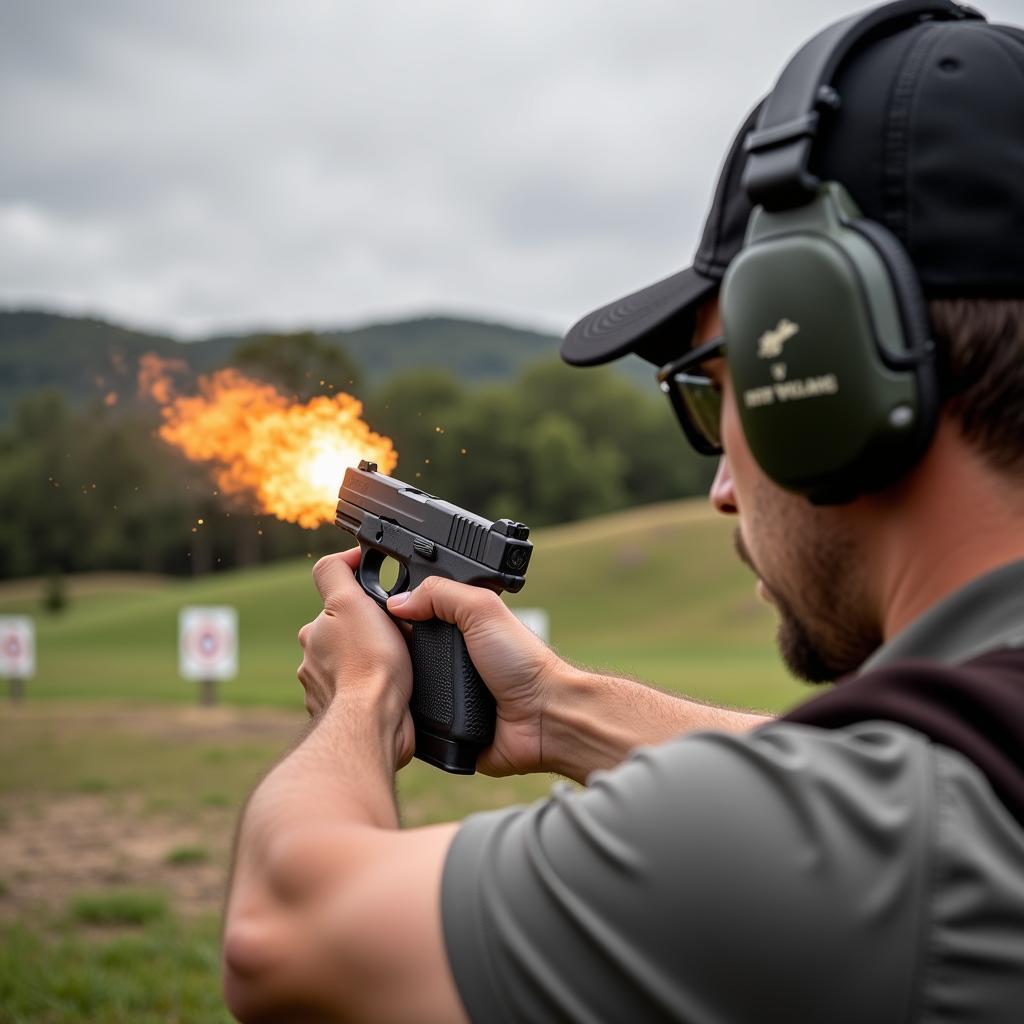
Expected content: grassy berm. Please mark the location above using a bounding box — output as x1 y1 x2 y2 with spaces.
0 499 811 1023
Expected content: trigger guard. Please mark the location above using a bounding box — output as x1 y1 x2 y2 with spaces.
356 546 410 610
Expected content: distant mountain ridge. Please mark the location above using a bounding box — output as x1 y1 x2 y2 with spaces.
0 308 570 421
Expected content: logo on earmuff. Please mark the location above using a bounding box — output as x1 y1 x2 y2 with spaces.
745 319 839 410
757 319 799 359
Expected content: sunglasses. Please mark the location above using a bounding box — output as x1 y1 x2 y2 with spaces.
657 335 726 456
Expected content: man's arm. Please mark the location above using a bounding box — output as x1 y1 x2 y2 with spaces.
222 552 468 1023
388 578 768 784
536 664 769 783
224 549 765 1022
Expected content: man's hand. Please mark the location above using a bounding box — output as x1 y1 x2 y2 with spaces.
387 578 565 776
298 548 415 765
388 573 770 783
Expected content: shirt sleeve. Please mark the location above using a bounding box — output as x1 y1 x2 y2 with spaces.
441 722 934 1024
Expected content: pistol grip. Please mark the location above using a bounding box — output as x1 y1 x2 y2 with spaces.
410 619 495 774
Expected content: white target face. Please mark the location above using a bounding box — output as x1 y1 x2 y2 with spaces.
0 617 35 679
179 606 238 681
511 607 550 643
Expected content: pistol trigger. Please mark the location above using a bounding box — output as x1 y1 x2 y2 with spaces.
355 545 389 609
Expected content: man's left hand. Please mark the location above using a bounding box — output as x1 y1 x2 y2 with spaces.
297 548 415 760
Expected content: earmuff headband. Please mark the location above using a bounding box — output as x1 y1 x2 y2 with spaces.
743 0 984 211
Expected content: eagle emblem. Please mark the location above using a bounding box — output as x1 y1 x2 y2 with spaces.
757 319 799 359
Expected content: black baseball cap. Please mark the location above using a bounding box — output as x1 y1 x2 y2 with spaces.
561 6 1024 369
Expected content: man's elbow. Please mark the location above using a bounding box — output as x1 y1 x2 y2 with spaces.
223 829 343 1020
222 842 364 1020
223 955 266 1023
222 914 294 1023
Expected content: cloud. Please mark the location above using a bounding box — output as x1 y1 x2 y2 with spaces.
1 0 1020 337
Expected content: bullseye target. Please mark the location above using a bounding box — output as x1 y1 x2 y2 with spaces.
0 617 35 679
179 606 238 681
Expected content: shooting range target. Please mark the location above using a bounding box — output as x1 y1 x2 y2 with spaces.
511 608 550 643
0 616 35 679
178 606 238 681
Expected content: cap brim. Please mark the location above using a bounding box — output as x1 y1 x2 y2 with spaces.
560 265 717 367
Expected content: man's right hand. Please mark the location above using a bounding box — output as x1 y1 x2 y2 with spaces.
387 579 564 777
388 576 769 783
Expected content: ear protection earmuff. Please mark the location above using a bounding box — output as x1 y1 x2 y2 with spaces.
720 0 983 505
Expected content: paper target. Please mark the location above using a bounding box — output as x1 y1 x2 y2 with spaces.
0 616 35 679
178 606 238 681
511 607 550 643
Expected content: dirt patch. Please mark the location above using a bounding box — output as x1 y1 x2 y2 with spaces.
0 791 229 920
0 703 304 922
2 701 303 742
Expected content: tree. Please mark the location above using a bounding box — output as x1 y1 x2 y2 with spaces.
514 359 714 505
524 414 626 524
233 331 362 400
362 370 467 488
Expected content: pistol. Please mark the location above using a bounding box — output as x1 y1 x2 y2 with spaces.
335 460 533 774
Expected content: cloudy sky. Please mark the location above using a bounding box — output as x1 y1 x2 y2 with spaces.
2 1 1019 338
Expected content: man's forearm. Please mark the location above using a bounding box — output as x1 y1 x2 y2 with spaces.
242 693 400 836
542 666 770 784
225 688 403 946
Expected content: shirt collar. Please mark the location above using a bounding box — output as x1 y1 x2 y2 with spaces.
861 558 1024 673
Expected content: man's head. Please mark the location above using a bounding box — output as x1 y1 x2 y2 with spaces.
559 2 1024 680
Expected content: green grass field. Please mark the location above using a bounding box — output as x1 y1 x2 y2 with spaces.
0 499 814 1022
0 499 805 712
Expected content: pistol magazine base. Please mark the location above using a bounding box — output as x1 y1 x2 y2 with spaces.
414 728 481 775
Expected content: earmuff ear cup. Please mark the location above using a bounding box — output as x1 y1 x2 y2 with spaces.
847 216 940 423
846 218 931 357
720 184 939 504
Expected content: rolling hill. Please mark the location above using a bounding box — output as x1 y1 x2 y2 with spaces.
0 309 577 422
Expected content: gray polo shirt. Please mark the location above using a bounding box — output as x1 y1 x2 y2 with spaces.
441 560 1024 1023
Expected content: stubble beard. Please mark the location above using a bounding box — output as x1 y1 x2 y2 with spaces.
733 528 881 683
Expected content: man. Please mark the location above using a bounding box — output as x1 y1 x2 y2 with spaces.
223 3 1024 1021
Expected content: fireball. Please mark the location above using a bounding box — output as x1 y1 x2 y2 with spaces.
140 357 397 528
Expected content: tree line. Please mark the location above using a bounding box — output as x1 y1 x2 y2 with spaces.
0 333 715 587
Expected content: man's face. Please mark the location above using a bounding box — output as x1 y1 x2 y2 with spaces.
694 300 881 682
